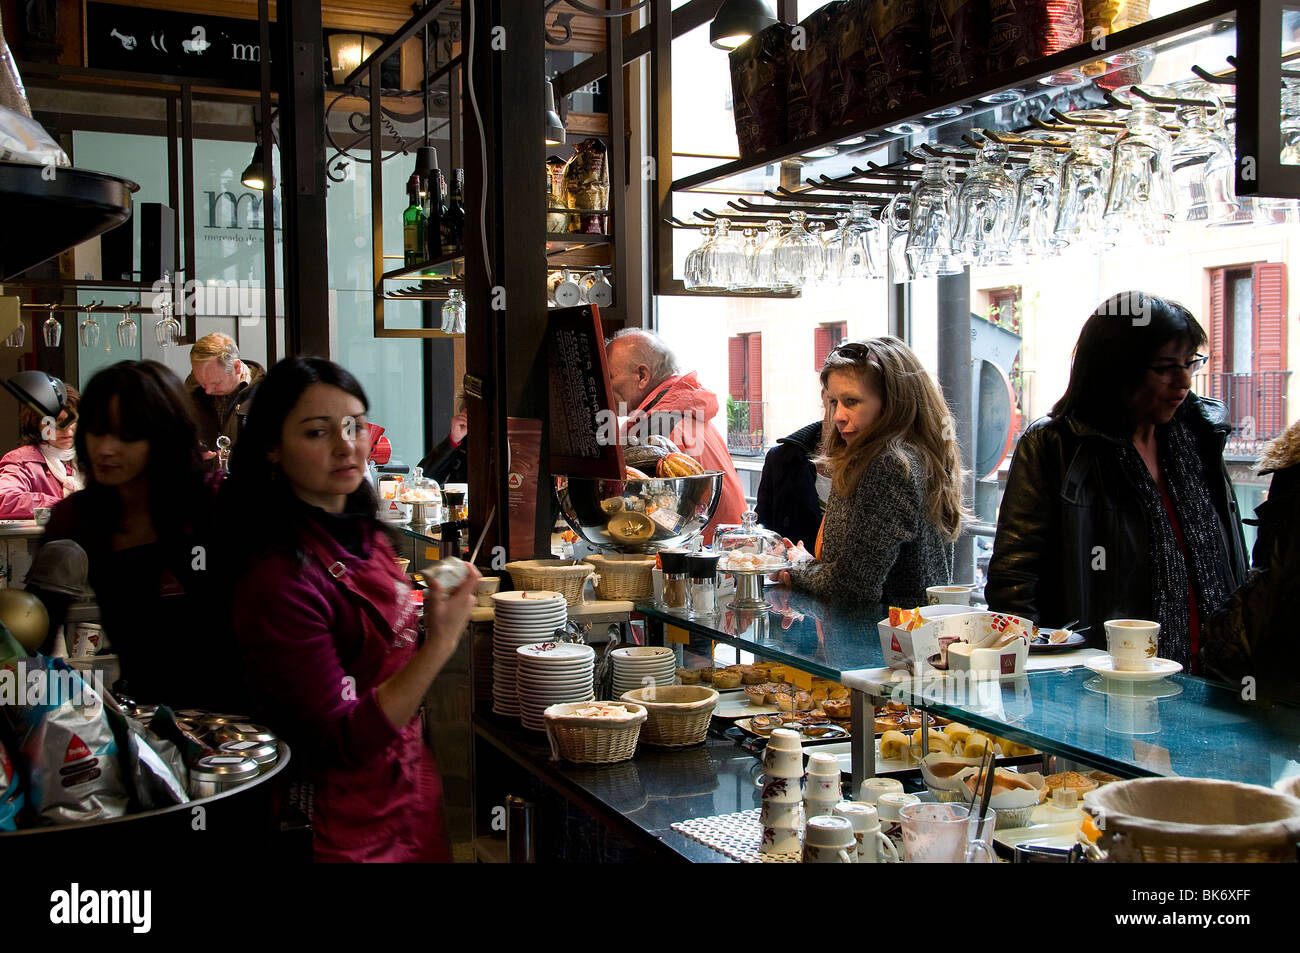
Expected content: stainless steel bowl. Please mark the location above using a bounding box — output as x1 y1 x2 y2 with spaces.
555 472 724 553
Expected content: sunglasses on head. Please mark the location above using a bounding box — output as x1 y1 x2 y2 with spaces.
828 341 872 361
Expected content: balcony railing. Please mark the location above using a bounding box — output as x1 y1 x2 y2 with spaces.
726 399 765 456
1194 370 1292 458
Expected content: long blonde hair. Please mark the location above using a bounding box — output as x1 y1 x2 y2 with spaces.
817 336 968 541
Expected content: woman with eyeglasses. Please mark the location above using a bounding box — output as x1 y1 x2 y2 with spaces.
0 386 82 518
987 292 1248 670
778 337 967 609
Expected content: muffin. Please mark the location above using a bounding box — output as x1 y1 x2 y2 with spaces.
740 665 766 685
676 667 701 685
697 667 716 684
712 670 741 690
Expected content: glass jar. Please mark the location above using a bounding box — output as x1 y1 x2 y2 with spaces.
773 211 823 287
687 552 721 619
441 289 466 334
657 549 692 616
839 201 881 281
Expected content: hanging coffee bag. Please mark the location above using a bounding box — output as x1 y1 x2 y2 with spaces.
929 0 988 95
730 23 793 158
871 0 930 107
788 2 847 140
836 0 892 123
986 0 1043 73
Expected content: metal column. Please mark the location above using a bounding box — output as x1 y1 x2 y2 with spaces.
937 270 974 584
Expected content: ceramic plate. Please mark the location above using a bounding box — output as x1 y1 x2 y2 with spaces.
1083 656 1182 681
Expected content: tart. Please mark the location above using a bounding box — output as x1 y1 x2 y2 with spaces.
741 666 767 685
749 715 777 735
823 698 851 720
676 667 701 684
697 667 716 684
712 671 741 690
773 692 794 709
744 685 768 706
826 685 850 700
1044 771 1099 794
793 691 814 712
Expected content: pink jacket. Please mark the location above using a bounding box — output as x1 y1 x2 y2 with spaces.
628 372 748 543
0 445 69 519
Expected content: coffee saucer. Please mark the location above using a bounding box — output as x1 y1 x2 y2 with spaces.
1083 656 1182 681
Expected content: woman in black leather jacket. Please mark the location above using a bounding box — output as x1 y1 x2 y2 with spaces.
987 292 1248 671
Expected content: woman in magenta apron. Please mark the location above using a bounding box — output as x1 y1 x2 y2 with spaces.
223 357 478 862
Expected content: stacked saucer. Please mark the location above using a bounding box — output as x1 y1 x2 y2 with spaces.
610 646 677 696
491 591 568 718
515 642 596 731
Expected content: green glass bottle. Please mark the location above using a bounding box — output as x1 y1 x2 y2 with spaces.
403 173 426 268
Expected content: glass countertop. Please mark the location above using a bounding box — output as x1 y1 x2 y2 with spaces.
637 590 888 682
637 592 1300 789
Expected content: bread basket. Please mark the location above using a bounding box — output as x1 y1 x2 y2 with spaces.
583 553 656 601
1084 777 1300 862
505 559 594 606
619 685 718 747
544 700 647 764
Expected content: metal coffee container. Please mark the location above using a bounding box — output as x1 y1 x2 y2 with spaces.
214 722 277 746
219 739 279 771
189 755 259 799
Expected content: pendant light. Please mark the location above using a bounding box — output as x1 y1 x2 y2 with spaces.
545 79 566 146
709 0 777 50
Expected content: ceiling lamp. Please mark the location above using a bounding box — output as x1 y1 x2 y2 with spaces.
545 79 566 146
241 144 272 190
710 0 777 50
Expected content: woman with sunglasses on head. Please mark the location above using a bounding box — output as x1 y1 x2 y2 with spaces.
0 385 82 519
987 292 1248 669
39 362 237 706
221 357 478 863
778 337 967 609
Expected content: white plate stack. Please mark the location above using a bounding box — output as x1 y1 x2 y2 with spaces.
491 590 568 718
610 646 677 697
515 642 596 731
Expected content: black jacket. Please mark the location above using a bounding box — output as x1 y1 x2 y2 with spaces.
186 360 265 454
986 395 1248 644
1201 442 1300 703
755 421 823 547
418 435 468 487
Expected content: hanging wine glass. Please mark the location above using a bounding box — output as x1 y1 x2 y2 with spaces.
1104 88 1176 245
823 215 848 285
740 227 763 289
1010 145 1062 261
753 220 787 291
807 220 832 286
154 295 181 347
708 218 745 291
840 202 882 281
773 211 822 287
42 307 62 347
4 319 24 349
117 308 138 348
953 144 1016 266
1170 87 1238 224
79 302 101 349
1053 115 1114 251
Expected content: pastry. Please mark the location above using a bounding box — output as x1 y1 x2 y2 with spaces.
943 722 972 744
803 724 835 738
773 692 794 709
823 698 851 720
826 685 850 700
964 768 1042 798
803 708 828 722
676 667 701 684
766 667 787 682
744 685 767 706
1044 771 1099 794
810 687 829 704
961 734 993 759
793 691 814 712
712 671 741 689
875 714 901 734
913 729 953 754
1086 770 1122 785
777 711 802 725
697 667 716 684
749 715 777 735
879 730 909 761
741 666 767 685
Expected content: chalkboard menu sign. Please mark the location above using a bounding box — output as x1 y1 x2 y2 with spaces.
547 304 624 479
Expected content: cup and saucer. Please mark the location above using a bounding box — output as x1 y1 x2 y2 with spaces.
1083 619 1183 696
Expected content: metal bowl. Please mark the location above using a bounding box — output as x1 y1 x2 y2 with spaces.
555 472 724 553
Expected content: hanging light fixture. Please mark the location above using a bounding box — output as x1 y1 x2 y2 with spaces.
545 79 566 146
709 0 777 50
242 111 277 190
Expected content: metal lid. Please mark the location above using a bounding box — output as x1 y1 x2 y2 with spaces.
657 549 691 574
191 755 259 783
215 722 277 744
219 740 278 765
685 552 720 580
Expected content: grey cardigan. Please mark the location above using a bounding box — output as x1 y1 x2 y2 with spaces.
788 445 953 607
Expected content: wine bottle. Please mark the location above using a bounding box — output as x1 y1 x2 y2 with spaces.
441 169 466 256
424 166 446 260
403 174 425 268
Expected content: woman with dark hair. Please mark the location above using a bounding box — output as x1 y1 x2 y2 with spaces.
223 356 477 863
988 292 1248 669
0 385 82 518
40 362 233 705
776 337 967 608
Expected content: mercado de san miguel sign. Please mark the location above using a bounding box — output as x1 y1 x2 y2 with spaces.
86 2 283 87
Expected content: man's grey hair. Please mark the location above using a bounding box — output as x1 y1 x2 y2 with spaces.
609 328 680 388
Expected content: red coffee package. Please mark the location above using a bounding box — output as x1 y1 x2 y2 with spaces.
729 23 793 158
787 2 847 140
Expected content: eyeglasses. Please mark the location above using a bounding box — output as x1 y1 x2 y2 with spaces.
829 341 871 360
1148 354 1209 377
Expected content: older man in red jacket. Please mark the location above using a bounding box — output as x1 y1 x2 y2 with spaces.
606 329 746 543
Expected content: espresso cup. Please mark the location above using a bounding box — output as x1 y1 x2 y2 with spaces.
833 802 901 864
802 815 857 863
1104 619 1160 671
760 825 801 854
760 774 802 803
760 800 803 830
927 584 977 606
806 751 841 779
766 728 803 752
805 776 841 800
762 748 805 779
858 776 905 805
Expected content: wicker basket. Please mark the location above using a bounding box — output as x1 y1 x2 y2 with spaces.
1084 777 1300 863
584 553 656 601
619 685 718 748
544 701 647 764
505 560 594 606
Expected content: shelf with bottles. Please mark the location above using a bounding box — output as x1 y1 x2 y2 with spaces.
381 251 466 282
669 0 1265 197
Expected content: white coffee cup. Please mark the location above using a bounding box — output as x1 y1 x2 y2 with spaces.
762 748 805 779
805 777 841 800
760 800 803 830
806 751 840 779
760 824 801 854
858 776 905 804
759 774 802 803
1104 619 1160 671
766 728 803 752
927 584 977 606
802 815 857 863
833 802 901 863
875 792 921 825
